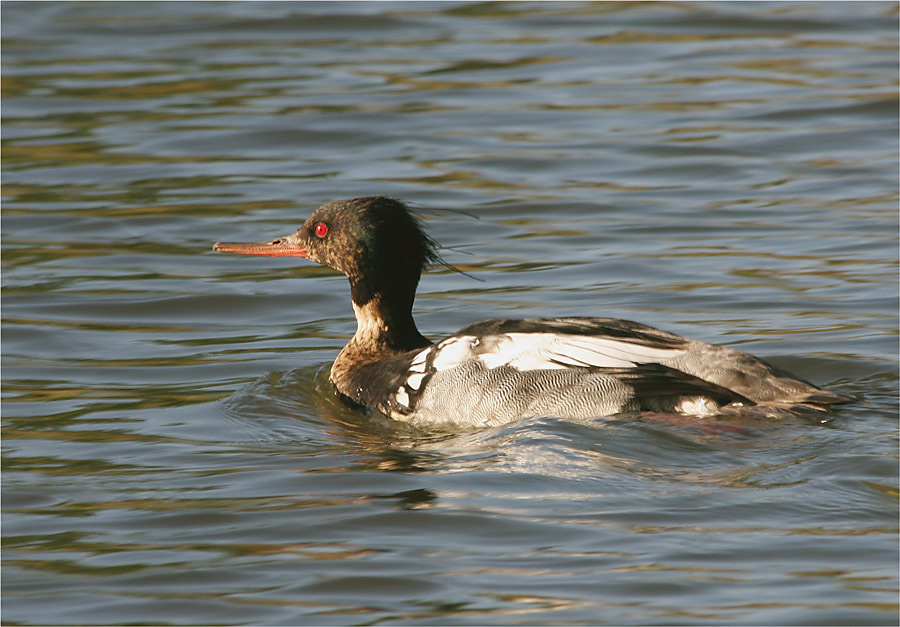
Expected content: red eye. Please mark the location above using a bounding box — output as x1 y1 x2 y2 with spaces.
315 223 328 238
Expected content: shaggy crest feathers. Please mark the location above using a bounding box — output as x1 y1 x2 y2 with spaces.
354 196 443 273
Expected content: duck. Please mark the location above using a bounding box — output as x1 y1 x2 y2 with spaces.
213 196 852 427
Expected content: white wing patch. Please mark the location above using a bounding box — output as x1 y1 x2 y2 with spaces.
430 336 479 371
406 372 426 390
427 332 684 374
395 386 410 408
522 334 685 369
410 349 429 368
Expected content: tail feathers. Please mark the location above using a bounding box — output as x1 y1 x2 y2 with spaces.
764 389 857 413
800 389 857 406
614 363 854 418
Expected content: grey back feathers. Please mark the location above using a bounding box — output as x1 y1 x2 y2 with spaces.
378 317 850 427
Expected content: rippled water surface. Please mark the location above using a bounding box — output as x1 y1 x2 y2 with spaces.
3 2 898 625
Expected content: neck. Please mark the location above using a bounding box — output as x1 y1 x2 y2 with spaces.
350 297 429 351
329 294 431 398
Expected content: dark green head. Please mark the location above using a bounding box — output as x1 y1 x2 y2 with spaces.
293 196 442 308
214 196 441 309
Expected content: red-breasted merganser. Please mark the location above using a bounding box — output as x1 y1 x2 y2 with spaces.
213 196 851 427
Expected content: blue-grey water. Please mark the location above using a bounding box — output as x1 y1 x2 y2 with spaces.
3 2 898 625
